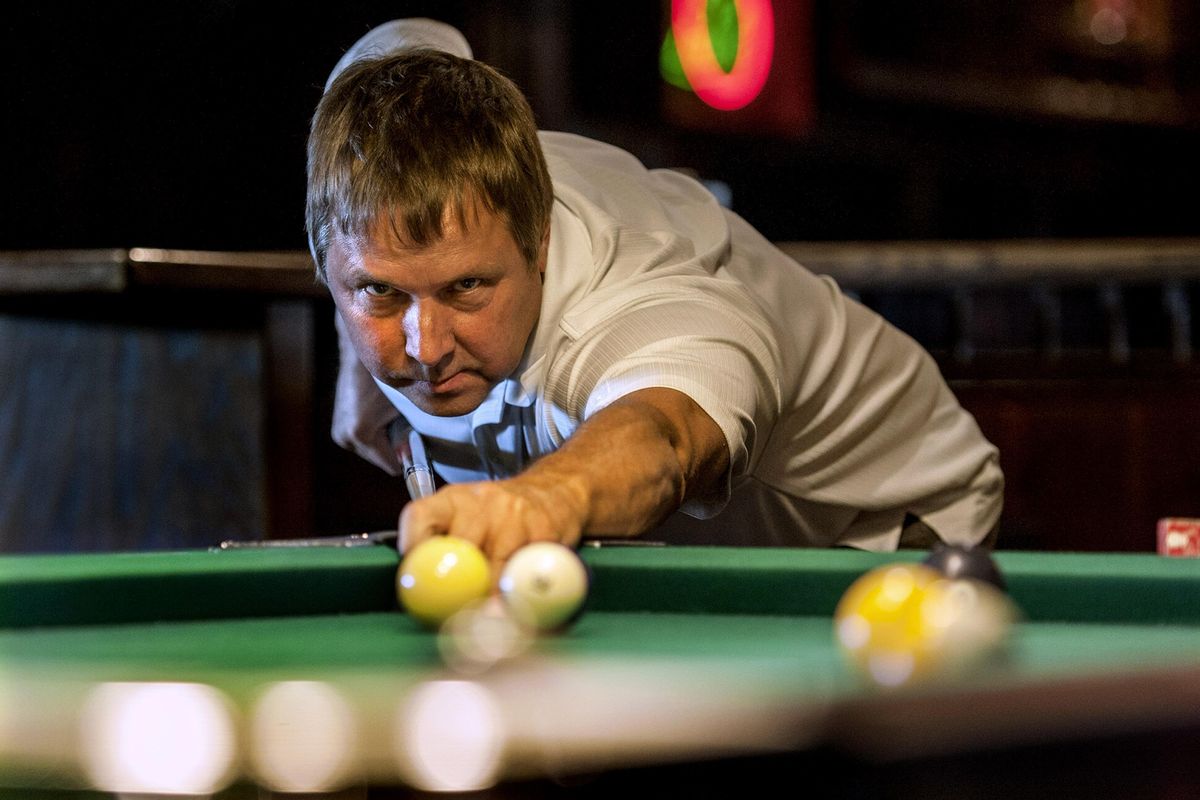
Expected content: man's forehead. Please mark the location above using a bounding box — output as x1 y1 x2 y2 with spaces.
327 203 517 274
326 231 418 278
357 195 493 251
328 219 437 265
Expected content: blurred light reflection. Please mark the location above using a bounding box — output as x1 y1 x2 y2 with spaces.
80 682 236 795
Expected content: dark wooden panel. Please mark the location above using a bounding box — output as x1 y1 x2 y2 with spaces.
955 379 1200 552
263 299 315 540
0 310 265 552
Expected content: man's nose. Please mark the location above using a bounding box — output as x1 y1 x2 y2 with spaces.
403 299 454 367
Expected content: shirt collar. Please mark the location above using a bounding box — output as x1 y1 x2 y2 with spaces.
376 374 520 431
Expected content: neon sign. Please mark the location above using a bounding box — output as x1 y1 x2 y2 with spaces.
665 0 775 111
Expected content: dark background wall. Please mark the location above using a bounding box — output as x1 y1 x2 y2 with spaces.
3 2 1199 553
3 1 1197 252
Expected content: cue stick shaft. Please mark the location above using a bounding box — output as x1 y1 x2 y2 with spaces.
213 530 396 548
391 420 436 500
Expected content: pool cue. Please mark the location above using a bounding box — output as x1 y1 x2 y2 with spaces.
392 421 437 502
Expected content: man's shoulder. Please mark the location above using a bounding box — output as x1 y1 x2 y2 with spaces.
538 131 649 178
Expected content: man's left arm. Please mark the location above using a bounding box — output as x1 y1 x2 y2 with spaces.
398 386 729 575
331 311 401 474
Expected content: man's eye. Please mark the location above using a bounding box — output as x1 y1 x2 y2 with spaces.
363 283 392 297
455 278 482 292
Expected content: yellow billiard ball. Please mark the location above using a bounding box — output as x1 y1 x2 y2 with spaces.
397 536 491 628
833 562 942 689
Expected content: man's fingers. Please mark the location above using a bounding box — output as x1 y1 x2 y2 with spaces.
398 481 584 581
442 491 491 551
398 494 450 553
398 486 498 554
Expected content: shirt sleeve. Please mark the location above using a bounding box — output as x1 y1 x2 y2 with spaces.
542 286 782 518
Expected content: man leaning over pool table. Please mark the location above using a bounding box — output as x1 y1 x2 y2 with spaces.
306 20 1003 576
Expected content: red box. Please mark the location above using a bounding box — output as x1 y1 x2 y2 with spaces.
1157 518 1200 557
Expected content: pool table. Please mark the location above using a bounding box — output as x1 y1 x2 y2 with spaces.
2 544 1200 798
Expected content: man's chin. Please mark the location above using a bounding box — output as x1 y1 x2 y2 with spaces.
412 396 486 417
399 380 491 418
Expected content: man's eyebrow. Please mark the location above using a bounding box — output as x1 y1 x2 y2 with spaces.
340 263 381 282
457 261 506 276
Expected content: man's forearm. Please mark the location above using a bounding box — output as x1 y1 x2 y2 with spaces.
397 387 730 569
518 387 730 538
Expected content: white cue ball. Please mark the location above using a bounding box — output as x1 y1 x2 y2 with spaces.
498 542 590 632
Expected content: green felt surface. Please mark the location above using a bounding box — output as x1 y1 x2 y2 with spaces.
4 545 1199 629
584 547 1200 623
6 601 1200 691
2 545 1199 688
0 546 400 628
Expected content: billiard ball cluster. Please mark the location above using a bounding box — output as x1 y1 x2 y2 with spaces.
834 544 1018 689
396 537 590 635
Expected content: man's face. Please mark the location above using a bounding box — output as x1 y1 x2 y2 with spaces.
326 197 547 417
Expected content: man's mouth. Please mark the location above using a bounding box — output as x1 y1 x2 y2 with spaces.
428 373 464 392
382 368 474 395
408 372 470 394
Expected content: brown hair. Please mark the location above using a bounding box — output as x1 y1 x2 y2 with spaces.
306 50 552 280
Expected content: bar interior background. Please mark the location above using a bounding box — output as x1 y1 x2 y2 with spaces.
2 1 1197 552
